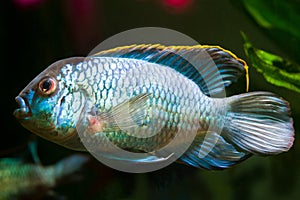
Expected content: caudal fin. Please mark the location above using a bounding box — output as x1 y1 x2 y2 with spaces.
225 92 294 155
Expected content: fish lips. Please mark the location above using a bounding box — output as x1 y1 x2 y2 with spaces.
14 96 32 120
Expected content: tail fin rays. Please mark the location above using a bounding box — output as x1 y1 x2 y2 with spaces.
225 92 294 155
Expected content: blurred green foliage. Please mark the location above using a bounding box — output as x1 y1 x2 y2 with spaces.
241 0 300 63
242 32 300 93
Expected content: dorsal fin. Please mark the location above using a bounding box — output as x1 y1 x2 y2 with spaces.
93 44 249 96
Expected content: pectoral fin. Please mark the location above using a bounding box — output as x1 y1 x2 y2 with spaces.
108 93 151 130
85 93 151 134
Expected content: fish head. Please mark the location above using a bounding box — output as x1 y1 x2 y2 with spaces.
14 57 86 146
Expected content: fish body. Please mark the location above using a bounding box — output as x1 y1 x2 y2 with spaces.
0 154 89 200
14 44 294 169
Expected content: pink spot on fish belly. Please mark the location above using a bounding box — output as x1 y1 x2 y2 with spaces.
87 115 105 134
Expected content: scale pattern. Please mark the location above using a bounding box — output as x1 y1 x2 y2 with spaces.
58 57 224 152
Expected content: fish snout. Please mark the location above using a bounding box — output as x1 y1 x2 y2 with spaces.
14 96 31 119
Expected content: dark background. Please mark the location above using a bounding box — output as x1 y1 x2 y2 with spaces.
1 0 299 199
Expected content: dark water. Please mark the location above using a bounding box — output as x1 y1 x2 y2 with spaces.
1 0 299 199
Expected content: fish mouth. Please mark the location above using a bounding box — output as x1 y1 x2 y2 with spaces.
14 96 31 119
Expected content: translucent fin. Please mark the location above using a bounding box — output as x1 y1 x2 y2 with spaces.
28 140 41 165
101 152 174 164
180 131 248 170
93 44 248 96
94 93 151 132
225 92 294 155
53 154 90 178
108 93 150 129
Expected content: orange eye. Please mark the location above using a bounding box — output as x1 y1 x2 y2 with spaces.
38 77 57 95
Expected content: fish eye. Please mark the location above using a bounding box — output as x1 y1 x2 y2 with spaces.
38 77 57 96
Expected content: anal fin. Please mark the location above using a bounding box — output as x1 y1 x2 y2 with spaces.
180 132 249 170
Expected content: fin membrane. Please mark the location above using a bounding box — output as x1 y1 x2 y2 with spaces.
180 131 249 170
93 44 248 96
54 154 90 178
105 93 151 130
225 92 294 155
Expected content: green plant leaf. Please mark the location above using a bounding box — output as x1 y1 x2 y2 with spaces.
241 0 300 63
242 32 300 93
242 0 300 40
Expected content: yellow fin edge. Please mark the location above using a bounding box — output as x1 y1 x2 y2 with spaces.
94 44 250 92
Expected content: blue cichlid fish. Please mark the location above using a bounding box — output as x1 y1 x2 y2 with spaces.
0 154 89 200
14 44 294 169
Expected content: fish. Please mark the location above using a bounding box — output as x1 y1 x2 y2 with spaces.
14 44 294 170
0 154 89 200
